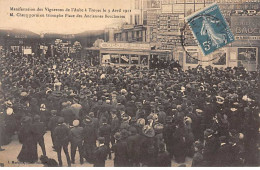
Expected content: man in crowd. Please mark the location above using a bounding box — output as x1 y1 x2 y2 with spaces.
32 114 46 156
69 119 84 164
53 117 71 167
94 137 108 167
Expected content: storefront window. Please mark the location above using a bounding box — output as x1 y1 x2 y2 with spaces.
110 54 120 64
130 54 139 64
101 53 110 63
120 54 130 64
140 55 148 65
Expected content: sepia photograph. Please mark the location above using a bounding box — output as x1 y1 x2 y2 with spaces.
0 0 259 167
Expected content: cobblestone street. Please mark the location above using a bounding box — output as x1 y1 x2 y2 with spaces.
0 131 192 167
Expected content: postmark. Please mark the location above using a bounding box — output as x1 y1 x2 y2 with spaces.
184 3 234 56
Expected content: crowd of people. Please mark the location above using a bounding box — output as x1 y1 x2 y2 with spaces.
0 50 259 167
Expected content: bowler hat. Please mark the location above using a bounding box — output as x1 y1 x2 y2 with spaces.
97 137 105 144
114 132 121 140
204 129 214 138
58 117 64 124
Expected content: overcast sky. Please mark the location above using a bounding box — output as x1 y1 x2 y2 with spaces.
0 0 133 34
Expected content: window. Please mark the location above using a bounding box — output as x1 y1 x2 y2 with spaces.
140 55 148 65
130 15 133 25
131 54 139 64
101 54 110 63
120 54 130 64
110 54 120 64
135 14 140 25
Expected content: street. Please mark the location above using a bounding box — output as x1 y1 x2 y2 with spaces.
0 131 192 167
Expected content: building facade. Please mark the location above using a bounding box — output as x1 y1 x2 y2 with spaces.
139 0 260 70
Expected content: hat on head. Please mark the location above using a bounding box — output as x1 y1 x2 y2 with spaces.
129 126 137 135
5 100 13 107
121 89 127 94
21 92 28 97
154 123 164 133
177 105 182 110
196 109 203 114
136 118 145 127
120 129 129 139
97 137 105 144
40 104 46 111
194 141 204 151
114 132 121 140
51 110 57 114
122 114 131 121
58 117 64 124
85 116 92 123
184 116 192 124
230 108 237 112
142 125 155 138
34 114 41 121
73 120 80 127
89 112 94 117
101 117 107 123
204 129 214 138
216 96 225 104
219 136 227 143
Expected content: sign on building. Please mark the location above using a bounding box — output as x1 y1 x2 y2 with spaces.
100 42 151 50
231 16 260 46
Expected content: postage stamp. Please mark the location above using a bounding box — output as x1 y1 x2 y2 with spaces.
185 3 234 56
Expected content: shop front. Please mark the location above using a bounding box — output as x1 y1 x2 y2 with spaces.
100 49 150 68
99 42 170 68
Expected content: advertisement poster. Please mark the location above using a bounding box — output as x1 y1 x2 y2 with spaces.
186 52 199 64
212 50 226 65
238 48 257 61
